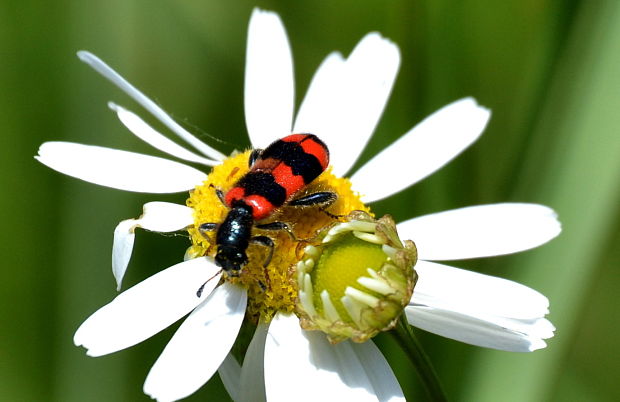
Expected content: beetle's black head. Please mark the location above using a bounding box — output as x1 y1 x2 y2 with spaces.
215 246 248 274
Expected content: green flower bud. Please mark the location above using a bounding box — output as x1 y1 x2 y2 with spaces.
296 211 418 343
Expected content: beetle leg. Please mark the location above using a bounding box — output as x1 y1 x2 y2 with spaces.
289 191 342 219
199 222 218 238
255 221 298 241
207 183 227 206
215 188 226 205
250 235 274 291
196 268 223 297
249 148 263 167
290 191 337 207
250 235 275 267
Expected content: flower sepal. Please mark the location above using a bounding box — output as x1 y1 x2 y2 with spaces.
296 211 418 343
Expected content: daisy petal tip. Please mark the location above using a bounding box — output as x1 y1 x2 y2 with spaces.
523 203 563 247
142 385 169 402
107 101 120 112
34 142 51 159
250 7 281 25
480 106 491 122
73 333 98 356
84 348 102 358
461 96 488 109
74 338 106 358
72 336 83 348
535 317 556 338
332 50 345 61
34 142 66 167
548 209 563 237
356 31 401 67
76 51 106 71
453 97 492 126
367 31 392 44
466 97 491 122
527 339 548 352
73 323 89 345
76 50 93 62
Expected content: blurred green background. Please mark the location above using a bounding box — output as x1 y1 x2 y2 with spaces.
2 0 619 401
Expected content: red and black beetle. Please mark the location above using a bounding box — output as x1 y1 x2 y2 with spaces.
200 134 337 276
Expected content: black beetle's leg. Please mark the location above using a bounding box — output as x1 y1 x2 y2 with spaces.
289 191 343 219
250 235 274 291
250 235 275 267
196 268 223 297
200 223 218 231
257 221 315 253
207 184 227 206
215 188 226 205
199 222 218 238
255 221 298 241
289 191 337 207
249 148 263 167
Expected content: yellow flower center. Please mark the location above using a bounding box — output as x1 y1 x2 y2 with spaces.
312 233 387 321
186 150 369 322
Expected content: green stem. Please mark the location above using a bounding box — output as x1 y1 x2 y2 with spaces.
390 316 448 402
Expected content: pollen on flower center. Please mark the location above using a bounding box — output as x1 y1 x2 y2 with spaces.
186 150 370 322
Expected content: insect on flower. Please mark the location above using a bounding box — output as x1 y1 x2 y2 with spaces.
199 133 336 278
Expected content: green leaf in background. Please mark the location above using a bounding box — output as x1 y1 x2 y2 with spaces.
462 1 620 401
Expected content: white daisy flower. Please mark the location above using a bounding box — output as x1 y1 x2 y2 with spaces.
35 8 560 402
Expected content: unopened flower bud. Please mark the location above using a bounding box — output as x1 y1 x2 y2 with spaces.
296 211 417 343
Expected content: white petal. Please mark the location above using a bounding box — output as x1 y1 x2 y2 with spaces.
112 202 195 291
411 261 550 319
74 257 221 357
218 354 241 402
77 51 226 161
293 52 346 171
351 98 491 202
244 9 294 147
295 33 400 176
239 322 268 402
36 142 207 193
398 203 561 260
112 219 136 291
109 103 218 166
346 339 405 402
405 306 553 352
138 202 194 232
264 313 403 402
144 283 247 402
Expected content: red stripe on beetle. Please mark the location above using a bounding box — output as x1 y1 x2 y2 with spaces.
272 163 305 198
280 133 309 143
224 187 245 207
244 194 274 220
281 134 329 171
299 138 329 170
